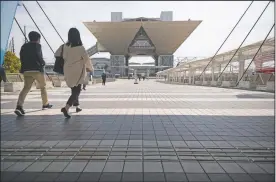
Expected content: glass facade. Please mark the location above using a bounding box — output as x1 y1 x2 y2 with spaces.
1 1 19 65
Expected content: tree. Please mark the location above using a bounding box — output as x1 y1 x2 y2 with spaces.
3 51 21 73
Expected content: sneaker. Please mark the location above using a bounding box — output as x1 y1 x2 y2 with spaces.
42 104 53 110
14 106 25 116
76 107 82 113
61 107 71 118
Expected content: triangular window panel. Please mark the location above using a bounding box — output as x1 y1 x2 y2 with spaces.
129 26 155 48
132 40 152 47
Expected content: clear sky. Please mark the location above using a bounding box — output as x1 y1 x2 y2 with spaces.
9 1 274 64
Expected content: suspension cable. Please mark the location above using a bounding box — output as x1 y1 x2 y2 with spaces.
22 3 54 54
36 1 65 43
236 23 274 86
217 1 271 81
199 1 254 78
14 18 28 42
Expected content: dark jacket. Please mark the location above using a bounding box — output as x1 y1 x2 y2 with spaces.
0 65 7 82
101 73 106 80
19 42 45 73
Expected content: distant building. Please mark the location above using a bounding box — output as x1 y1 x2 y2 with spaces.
83 11 201 76
91 58 111 73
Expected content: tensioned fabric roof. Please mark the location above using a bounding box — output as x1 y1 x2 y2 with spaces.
83 20 201 55
157 37 275 75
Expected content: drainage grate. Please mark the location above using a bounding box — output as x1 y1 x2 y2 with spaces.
1 146 274 163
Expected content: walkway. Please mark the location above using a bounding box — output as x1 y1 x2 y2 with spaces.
1 79 275 182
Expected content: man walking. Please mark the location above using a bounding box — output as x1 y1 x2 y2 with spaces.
0 65 7 83
14 31 53 116
101 71 106 86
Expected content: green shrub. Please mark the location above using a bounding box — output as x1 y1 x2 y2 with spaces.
3 51 21 73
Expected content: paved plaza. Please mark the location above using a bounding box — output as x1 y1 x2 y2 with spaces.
1 79 275 182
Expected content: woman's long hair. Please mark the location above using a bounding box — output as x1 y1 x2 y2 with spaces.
66 28 83 47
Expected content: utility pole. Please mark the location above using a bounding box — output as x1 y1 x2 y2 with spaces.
12 37 15 53
24 25 28 43
8 39 12 52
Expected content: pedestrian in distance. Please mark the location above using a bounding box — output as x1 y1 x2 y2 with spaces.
102 71 106 85
0 64 7 84
14 31 53 116
82 71 91 90
55 28 93 118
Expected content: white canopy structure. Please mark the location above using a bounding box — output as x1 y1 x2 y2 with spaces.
157 37 275 75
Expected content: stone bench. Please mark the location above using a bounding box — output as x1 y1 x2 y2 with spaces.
202 81 210 86
221 81 236 88
211 81 220 87
195 81 202 85
4 82 23 92
35 81 54 89
266 81 275 92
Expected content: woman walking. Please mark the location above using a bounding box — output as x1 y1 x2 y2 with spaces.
55 28 93 118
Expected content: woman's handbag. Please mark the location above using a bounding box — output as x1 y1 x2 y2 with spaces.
53 45 64 74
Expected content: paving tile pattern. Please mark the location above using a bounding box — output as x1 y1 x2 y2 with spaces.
1 80 274 181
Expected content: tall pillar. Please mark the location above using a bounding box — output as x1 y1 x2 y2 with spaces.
211 65 215 81
153 54 159 73
125 55 130 77
188 70 192 84
217 64 222 81
192 71 195 84
238 60 245 81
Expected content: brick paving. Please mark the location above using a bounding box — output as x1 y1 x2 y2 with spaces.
1 79 275 182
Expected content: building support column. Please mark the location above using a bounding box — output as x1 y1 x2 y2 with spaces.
211 65 215 81
153 54 159 73
125 55 130 77
238 59 245 81
192 71 195 85
188 70 192 84
217 64 222 82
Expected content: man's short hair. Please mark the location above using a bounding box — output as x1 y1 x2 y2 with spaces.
28 31 41 42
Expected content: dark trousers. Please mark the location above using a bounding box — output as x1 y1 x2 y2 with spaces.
0 68 7 83
102 79 106 85
67 84 81 107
